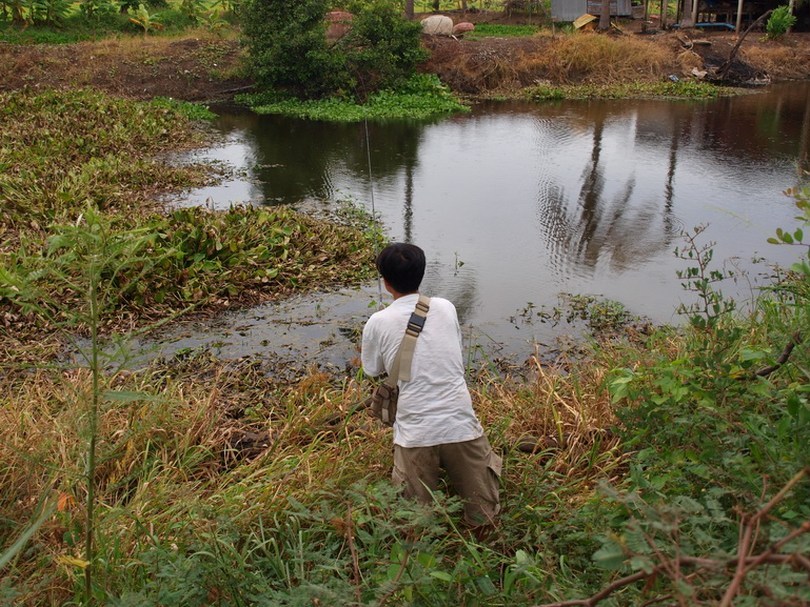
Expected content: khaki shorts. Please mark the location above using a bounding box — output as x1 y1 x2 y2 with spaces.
392 435 502 527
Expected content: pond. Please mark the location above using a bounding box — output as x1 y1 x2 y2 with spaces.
155 82 810 368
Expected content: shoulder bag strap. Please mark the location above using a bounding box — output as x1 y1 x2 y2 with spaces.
384 294 431 387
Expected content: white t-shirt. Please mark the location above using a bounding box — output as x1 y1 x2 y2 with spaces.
361 293 484 448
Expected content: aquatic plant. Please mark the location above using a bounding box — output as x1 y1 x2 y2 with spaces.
465 23 541 39
244 73 468 122
0 88 209 229
0 88 381 338
528 80 726 100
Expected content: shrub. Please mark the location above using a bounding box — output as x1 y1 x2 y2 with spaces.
241 0 352 99
241 0 427 101
342 0 427 100
765 5 796 39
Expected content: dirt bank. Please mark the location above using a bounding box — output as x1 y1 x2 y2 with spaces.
1 26 809 102
0 34 252 102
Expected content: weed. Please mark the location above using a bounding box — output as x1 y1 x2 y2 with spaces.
528 79 725 100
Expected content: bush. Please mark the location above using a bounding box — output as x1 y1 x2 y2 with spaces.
241 0 350 99
342 0 427 100
766 5 796 39
241 0 427 101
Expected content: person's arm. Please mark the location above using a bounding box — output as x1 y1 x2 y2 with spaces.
361 318 385 377
452 303 465 350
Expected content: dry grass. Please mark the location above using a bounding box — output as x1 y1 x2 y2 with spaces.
0 342 624 603
424 32 675 94
540 34 672 84
742 43 810 80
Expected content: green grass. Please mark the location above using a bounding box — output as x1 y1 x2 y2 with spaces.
465 23 541 39
152 96 218 121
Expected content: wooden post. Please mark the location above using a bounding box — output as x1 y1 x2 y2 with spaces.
735 0 744 32
642 0 649 32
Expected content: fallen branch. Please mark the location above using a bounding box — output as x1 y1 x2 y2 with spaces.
717 10 772 79
719 467 809 607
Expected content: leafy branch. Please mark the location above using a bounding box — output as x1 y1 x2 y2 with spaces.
537 468 810 607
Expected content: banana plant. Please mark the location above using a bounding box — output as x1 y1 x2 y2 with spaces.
129 3 163 36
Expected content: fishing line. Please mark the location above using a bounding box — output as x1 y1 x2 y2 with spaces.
364 117 384 308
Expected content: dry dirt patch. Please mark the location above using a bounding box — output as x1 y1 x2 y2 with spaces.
0 34 250 101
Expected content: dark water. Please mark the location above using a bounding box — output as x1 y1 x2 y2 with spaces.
165 83 810 364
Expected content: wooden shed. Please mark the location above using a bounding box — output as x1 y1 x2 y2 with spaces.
551 0 633 22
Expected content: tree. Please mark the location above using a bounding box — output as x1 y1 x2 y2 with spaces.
343 0 427 99
242 0 427 101
598 0 611 29
242 0 348 99
680 0 696 28
405 0 414 19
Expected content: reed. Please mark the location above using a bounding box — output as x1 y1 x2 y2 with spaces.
539 34 671 84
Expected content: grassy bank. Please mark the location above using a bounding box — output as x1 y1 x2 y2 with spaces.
6 22 810 111
527 79 730 100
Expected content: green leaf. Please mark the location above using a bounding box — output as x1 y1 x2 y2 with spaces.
593 543 626 570
739 348 766 362
629 555 654 574
0 495 57 570
429 571 453 582
475 575 497 596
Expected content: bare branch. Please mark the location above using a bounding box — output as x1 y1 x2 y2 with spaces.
753 331 803 377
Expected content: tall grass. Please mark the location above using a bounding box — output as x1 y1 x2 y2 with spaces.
1 342 625 604
540 34 671 84
425 32 673 95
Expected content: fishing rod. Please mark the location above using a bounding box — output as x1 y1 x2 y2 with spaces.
364 117 384 309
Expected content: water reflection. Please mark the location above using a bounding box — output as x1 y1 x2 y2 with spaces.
177 83 809 355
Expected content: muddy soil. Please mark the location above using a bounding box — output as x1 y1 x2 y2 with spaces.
1 19 809 103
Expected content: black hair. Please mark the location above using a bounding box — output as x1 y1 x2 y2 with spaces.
376 243 425 294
